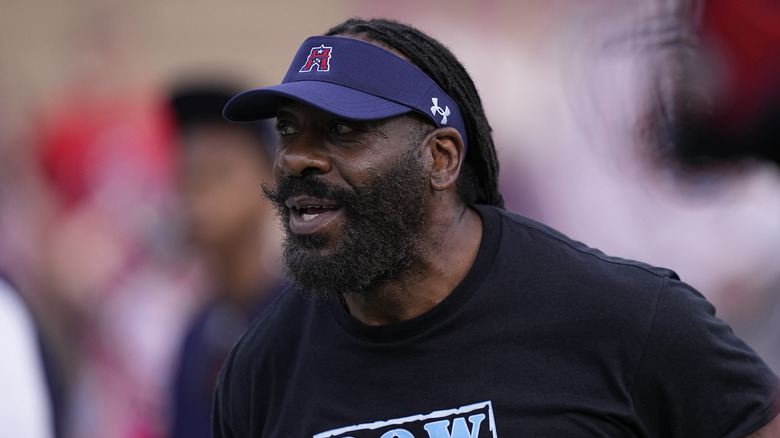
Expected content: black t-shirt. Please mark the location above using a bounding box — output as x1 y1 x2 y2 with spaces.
213 204 779 437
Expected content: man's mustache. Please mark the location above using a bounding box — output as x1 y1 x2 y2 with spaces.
262 176 356 212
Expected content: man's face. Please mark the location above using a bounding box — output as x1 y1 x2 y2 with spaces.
264 101 434 299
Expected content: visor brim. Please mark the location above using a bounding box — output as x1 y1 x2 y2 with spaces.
223 81 414 122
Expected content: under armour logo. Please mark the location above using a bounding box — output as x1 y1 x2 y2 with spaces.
300 44 332 72
430 97 450 125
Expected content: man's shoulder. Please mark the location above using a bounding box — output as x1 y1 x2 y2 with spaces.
474 204 678 282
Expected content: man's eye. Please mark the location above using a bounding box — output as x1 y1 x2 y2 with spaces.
276 121 297 136
330 122 355 135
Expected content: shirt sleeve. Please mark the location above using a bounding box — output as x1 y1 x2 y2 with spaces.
631 276 780 438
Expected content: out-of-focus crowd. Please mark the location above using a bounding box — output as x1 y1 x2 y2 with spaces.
0 8 287 435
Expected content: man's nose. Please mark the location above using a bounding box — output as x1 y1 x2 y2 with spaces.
276 136 331 177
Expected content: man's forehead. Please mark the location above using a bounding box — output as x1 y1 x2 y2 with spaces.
276 99 311 114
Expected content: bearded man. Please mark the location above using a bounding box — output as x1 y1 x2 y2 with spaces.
212 18 779 438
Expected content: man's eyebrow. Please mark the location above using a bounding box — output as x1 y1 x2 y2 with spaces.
275 98 301 116
275 104 294 117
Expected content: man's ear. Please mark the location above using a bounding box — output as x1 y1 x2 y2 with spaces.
427 127 465 191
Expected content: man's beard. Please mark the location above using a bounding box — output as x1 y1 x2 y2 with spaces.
264 150 429 300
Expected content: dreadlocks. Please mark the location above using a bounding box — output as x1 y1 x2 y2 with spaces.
326 18 503 207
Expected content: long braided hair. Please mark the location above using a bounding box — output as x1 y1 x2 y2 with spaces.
326 18 503 207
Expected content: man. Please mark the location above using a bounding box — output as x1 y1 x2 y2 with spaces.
213 18 779 437
167 85 283 438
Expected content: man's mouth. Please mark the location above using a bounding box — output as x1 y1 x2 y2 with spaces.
285 197 342 235
295 205 337 222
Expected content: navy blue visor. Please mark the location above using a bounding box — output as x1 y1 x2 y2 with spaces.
223 36 468 149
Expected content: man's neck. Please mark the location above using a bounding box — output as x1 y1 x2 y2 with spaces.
342 205 483 326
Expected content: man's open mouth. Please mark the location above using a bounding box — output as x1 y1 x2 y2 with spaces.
285 197 343 235
294 205 338 222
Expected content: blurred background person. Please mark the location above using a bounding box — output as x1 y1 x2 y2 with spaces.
639 0 780 369
659 0 780 168
167 83 284 438
29 8 196 438
0 275 55 438
0 65 63 438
